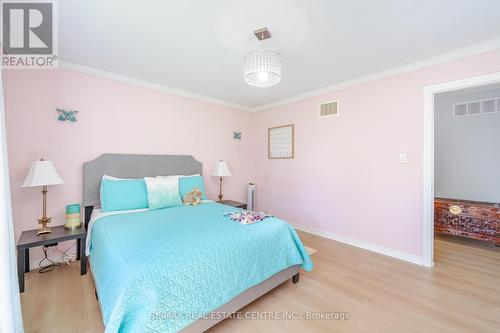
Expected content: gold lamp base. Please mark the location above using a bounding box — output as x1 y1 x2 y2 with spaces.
35 185 53 236
36 216 52 235
217 176 224 202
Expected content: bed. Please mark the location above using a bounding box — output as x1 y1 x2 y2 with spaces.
83 154 313 333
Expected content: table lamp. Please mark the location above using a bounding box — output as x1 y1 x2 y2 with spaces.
22 159 64 235
211 160 231 201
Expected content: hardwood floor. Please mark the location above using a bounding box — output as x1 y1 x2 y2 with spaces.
20 232 500 333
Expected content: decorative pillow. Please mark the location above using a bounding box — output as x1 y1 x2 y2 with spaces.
179 175 207 200
183 188 203 205
100 176 149 212
144 176 183 210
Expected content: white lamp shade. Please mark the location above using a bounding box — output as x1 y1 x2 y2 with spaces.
211 160 231 177
22 160 64 187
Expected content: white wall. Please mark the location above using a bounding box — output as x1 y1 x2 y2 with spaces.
434 85 500 203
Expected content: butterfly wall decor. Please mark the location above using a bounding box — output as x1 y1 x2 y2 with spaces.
233 131 242 140
56 108 78 122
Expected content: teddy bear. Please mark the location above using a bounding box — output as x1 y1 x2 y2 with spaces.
183 188 203 206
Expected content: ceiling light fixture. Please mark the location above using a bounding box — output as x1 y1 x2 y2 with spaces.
243 28 281 88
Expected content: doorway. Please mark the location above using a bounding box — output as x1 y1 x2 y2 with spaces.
422 72 500 267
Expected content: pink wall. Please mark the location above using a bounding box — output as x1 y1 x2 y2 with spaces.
253 49 500 257
3 69 255 256
4 49 500 262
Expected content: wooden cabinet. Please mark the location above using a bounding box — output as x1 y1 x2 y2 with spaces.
434 198 499 246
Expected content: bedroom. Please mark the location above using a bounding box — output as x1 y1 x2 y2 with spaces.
0 1 499 332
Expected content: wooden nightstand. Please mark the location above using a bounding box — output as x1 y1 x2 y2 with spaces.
219 200 247 209
17 225 87 293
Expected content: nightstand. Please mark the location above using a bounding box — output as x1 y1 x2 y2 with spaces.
219 200 247 209
17 225 87 293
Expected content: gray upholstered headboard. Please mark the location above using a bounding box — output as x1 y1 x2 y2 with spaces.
82 153 202 227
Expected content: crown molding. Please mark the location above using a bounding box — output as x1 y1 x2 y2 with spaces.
58 60 254 112
253 37 500 111
59 37 500 113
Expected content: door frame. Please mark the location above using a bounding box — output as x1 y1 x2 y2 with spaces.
422 71 500 267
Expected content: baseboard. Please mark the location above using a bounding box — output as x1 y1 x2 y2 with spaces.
292 222 424 266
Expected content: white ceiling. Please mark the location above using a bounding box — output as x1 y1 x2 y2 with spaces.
59 0 500 109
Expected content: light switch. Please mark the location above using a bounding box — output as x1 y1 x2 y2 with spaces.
399 152 408 163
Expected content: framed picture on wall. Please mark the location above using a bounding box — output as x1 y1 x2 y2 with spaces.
268 124 294 159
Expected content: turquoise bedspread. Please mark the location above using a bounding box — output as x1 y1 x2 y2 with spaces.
89 202 313 333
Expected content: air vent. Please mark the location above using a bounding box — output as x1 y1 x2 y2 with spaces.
319 101 339 118
453 97 500 117
482 99 496 113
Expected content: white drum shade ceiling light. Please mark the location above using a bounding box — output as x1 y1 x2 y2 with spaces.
243 28 281 88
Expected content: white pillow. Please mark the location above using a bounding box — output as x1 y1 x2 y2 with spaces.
144 176 182 210
102 175 124 180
